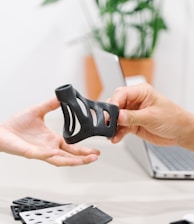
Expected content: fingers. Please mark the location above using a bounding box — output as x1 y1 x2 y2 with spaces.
46 139 101 166
110 109 150 143
60 140 101 156
24 138 101 167
108 83 152 109
25 145 99 167
117 109 148 127
40 146 99 166
35 97 60 117
46 153 99 167
111 126 131 143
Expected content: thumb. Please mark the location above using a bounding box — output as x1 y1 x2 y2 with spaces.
118 109 147 127
37 97 60 116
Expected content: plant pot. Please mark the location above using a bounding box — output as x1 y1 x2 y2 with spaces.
119 57 154 84
84 56 154 100
84 56 103 100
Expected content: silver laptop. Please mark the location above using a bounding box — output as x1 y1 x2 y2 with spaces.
92 48 194 179
92 48 146 101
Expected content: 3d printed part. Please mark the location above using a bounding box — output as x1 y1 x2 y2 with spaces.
55 84 119 144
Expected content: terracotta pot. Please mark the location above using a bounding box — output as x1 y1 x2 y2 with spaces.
84 56 103 100
119 57 154 84
84 56 154 100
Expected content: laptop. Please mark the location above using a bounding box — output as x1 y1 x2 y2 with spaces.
92 48 146 101
92 48 194 179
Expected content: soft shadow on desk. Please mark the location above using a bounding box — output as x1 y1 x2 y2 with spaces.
96 199 194 222
58 137 149 183
99 198 194 215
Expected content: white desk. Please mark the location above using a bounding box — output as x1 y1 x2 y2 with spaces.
1 137 194 224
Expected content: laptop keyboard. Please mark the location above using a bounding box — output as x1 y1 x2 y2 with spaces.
148 144 194 171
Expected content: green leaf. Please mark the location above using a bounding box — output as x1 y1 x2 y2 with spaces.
134 1 154 12
41 0 61 5
106 19 117 48
146 11 168 57
95 0 100 6
148 16 168 31
120 0 153 16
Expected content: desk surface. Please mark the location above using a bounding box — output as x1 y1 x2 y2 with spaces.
1 137 194 224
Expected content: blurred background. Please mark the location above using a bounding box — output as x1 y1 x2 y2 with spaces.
0 0 194 124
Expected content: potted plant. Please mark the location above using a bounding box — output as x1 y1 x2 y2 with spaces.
41 0 167 99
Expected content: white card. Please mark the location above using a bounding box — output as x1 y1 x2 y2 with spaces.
19 204 78 224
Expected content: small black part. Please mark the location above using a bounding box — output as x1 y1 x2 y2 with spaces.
62 205 113 224
170 220 190 224
10 205 24 220
11 197 65 221
12 196 62 207
55 84 119 144
11 205 38 221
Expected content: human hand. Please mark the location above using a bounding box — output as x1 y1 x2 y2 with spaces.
0 98 100 166
108 83 194 150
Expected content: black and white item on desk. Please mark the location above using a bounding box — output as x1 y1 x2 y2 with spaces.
10 197 113 224
10 196 64 221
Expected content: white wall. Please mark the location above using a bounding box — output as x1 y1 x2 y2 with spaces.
0 0 94 122
0 0 194 124
153 0 194 113
182 1 194 112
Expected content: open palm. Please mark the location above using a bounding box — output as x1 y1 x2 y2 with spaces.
0 98 100 166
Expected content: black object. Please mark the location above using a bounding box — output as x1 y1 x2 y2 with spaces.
12 196 62 207
63 205 113 224
10 196 64 221
170 220 190 224
55 84 119 144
